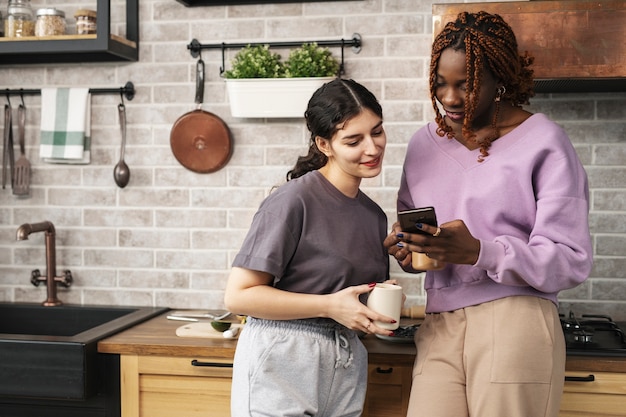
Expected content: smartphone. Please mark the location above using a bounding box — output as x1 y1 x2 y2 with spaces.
398 207 438 235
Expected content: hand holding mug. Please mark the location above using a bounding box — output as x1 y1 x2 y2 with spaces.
367 283 403 330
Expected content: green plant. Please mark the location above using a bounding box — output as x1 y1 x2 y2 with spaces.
224 42 340 79
223 44 284 79
284 43 340 78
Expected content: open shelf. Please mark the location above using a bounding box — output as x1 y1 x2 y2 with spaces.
0 0 138 65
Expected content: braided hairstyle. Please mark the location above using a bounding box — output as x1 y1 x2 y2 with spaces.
430 11 535 161
286 78 383 180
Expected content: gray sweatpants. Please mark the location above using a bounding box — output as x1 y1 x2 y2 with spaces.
231 317 368 417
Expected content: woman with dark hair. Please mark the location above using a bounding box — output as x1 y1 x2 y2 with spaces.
384 11 592 417
225 78 395 417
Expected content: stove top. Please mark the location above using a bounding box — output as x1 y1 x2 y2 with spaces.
561 313 626 357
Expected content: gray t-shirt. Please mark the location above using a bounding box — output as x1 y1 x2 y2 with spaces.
233 170 389 295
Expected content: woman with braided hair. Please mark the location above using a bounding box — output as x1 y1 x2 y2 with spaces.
384 11 592 417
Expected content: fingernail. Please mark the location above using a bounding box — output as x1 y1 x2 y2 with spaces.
391 320 397 323
396 233 404 238
396 242 404 248
415 223 423 229
388 331 395 337
368 282 377 288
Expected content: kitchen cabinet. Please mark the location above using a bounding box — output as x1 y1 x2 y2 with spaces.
559 356 626 417
119 353 411 417
0 0 138 64
560 371 626 417
99 312 418 417
99 311 236 417
120 355 232 417
433 1 626 93
363 361 412 417
100 313 626 417
354 335 417 417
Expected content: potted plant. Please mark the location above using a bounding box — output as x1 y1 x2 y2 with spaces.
224 43 340 118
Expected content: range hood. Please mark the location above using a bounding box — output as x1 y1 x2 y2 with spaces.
432 1 626 93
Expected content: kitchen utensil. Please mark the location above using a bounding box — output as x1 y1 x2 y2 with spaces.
166 311 231 322
113 102 130 188
13 103 30 195
175 322 243 339
170 58 233 173
2 102 14 190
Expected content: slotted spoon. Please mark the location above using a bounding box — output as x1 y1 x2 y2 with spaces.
13 103 30 196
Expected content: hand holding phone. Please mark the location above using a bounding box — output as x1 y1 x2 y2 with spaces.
398 207 438 235
397 206 445 270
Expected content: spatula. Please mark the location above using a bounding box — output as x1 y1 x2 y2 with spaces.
13 103 30 196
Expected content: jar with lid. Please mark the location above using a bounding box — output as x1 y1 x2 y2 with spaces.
74 9 96 35
5 0 35 38
35 8 66 37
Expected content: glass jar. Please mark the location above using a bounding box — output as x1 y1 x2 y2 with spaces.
5 0 35 38
35 8 66 37
74 9 96 35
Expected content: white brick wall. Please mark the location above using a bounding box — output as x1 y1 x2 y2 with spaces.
1 0 625 319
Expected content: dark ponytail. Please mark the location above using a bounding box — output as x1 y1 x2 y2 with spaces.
286 78 383 180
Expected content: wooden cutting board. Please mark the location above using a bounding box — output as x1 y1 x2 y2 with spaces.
175 322 244 339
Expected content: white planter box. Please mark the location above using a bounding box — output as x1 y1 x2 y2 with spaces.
225 77 335 118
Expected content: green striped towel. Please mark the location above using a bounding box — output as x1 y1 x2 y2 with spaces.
40 88 91 164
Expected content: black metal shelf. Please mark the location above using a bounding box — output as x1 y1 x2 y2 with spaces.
0 0 138 65
3 82 136 101
188 34 362 75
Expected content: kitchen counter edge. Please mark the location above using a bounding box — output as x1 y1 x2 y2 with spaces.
98 312 626 372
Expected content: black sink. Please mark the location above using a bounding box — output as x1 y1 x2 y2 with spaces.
0 303 168 401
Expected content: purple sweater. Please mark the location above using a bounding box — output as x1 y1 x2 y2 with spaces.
398 113 593 313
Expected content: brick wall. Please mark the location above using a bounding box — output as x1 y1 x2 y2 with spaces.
1 0 624 319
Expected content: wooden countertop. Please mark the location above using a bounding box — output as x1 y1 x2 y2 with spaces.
98 312 626 372
98 311 237 359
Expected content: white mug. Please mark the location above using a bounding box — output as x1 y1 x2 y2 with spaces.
367 283 403 330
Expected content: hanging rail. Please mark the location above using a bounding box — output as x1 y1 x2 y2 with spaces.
187 33 362 75
3 81 136 101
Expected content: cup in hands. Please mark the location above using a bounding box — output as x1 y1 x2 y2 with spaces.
412 252 445 270
367 283 403 330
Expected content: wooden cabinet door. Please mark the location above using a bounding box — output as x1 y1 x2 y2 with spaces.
559 371 626 417
121 355 233 417
363 362 412 417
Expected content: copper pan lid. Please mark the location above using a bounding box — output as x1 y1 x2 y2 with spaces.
170 109 232 173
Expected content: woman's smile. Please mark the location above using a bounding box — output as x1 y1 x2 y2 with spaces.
444 110 464 122
362 156 382 168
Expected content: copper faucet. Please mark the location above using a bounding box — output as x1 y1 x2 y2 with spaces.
16 221 73 306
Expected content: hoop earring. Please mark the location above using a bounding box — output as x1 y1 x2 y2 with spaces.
495 86 506 102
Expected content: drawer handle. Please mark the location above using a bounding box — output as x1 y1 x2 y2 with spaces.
375 367 393 374
565 374 595 382
191 359 233 368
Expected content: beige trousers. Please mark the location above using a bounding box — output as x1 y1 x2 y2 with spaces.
406 296 565 417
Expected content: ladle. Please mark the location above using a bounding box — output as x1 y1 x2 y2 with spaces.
113 103 130 188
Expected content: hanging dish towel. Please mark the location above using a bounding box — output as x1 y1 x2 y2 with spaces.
40 88 91 164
